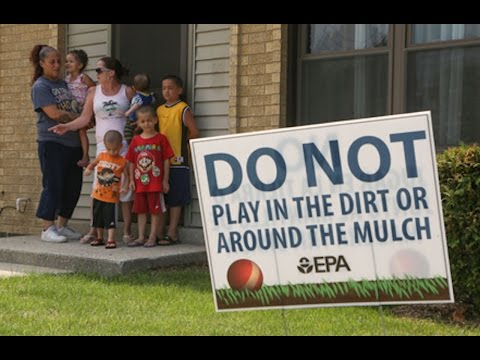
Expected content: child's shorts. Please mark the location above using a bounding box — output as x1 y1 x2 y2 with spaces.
133 192 166 214
92 198 116 229
165 167 191 207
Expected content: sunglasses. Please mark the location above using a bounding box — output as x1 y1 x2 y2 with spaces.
95 67 111 74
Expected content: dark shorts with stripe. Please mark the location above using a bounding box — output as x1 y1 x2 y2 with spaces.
92 198 116 229
165 167 191 207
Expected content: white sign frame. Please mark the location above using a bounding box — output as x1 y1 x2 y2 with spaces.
191 111 454 312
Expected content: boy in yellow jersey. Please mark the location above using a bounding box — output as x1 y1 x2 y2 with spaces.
156 75 199 245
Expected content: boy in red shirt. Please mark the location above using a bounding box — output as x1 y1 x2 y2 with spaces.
126 106 174 247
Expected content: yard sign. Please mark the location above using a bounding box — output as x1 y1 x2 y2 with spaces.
190 112 454 311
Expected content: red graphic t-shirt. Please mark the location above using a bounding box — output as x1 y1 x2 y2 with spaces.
125 133 174 193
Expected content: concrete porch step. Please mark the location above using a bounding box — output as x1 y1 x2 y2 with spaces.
0 235 207 277
0 262 71 278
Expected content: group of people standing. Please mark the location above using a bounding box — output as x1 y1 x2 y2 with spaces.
30 44 198 249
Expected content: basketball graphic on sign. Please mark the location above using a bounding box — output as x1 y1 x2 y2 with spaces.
227 259 263 291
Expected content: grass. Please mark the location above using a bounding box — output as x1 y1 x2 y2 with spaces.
217 277 449 307
0 266 477 336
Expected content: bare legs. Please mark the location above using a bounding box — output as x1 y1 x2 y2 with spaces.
167 206 181 240
122 201 133 239
135 213 159 246
158 206 181 244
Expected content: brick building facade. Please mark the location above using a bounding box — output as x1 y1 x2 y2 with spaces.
0 24 287 235
229 24 287 133
0 25 65 234
2 24 479 235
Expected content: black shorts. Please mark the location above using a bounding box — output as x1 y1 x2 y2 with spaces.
92 199 116 229
165 167 191 207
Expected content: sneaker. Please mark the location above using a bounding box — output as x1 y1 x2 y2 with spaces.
57 225 82 240
41 226 68 243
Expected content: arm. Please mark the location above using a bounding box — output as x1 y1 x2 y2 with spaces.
184 108 199 140
82 73 96 88
125 102 142 118
120 162 129 194
128 162 136 191
84 157 99 177
49 86 96 135
41 104 80 124
126 85 136 101
162 159 170 193
82 74 97 128
125 91 142 118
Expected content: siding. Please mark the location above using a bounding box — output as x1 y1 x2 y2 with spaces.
188 24 231 227
65 24 231 228
66 24 110 220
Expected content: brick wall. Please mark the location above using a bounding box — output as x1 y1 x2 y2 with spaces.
229 24 288 133
0 24 63 235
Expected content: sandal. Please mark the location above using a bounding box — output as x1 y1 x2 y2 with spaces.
90 238 105 246
157 235 180 246
80 234 96 244
127 239 146 247
122 234 136 245
144 241 157 248
105 240 117 249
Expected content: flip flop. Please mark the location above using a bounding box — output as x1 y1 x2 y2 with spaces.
157 235 180 246
80 234 96 244
122 234 136 245
105 240 117 249
127 239 145 247
144 241 157 248
90 238 105 246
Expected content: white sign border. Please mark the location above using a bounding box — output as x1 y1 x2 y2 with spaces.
191 111 455 312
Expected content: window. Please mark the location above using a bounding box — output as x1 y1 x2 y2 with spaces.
293 25 390 126
308 24 388 53
292 24 480 147
406 25 480 146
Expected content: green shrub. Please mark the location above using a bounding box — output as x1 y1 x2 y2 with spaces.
437 144 480 312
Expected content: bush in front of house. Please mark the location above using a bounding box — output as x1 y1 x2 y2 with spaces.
437 143 480 313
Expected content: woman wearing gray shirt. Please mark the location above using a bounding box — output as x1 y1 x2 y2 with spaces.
30 45 84 243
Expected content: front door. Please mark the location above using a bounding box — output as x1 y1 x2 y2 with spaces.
112 24 188 101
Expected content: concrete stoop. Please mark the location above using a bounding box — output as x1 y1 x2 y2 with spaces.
0 262 71 278
0 234 207 277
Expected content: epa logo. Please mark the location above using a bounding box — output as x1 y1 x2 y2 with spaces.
297 257 313 274
297 255 351 274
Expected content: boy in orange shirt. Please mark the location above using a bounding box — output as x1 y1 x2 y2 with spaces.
84 130 128 249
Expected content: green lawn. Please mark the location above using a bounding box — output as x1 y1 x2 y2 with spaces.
0 266 477 336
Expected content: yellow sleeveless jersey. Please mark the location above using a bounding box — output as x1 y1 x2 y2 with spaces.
157 100 190 167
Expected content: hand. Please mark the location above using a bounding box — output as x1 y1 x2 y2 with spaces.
163 181 170 194
84 168 92 176
120 187 128 194
129 182 136 192
86 116 96 130
48 123 69 135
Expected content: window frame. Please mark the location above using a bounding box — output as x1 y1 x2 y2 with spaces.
290 24 480 148
294 24 394 126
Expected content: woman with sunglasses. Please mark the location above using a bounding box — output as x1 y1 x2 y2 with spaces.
50 57 136 245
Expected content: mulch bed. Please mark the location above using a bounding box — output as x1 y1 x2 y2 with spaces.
389 303 480 327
